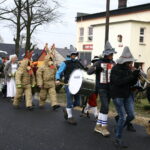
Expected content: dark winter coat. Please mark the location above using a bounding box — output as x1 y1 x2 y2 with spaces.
110 64 138 98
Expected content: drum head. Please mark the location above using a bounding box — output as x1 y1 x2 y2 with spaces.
68 69 83 95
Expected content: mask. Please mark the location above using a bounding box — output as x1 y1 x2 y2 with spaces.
27 66 31 71
48 61 53 66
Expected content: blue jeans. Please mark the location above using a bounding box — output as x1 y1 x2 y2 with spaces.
113 94 135 139
99 89 111 114
64 85 80 108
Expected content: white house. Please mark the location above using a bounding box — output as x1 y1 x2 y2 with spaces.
75 1 150 72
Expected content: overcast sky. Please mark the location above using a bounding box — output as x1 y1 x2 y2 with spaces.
0 0 149 49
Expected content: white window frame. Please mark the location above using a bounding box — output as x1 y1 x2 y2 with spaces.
87 26 93 42
139 27 145 45
79 27 84 42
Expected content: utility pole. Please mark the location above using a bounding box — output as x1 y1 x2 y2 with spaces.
105 0 110 44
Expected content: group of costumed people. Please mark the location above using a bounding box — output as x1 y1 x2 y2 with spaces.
56 41 150 148
3 51 60 111
1 41 150 149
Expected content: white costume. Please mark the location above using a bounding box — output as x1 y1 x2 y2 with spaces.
7 63 18 97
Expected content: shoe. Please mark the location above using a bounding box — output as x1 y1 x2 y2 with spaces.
67 117 77 125
127 123 136 132
63 108 68 120
39 105 44 109
52 105 60 111
114 138 128 148
94 125 110 137
26 106 34 111
80 112 90 118
145 121 150 135
94 124 102 133
13 105 20 109
115 115 119 123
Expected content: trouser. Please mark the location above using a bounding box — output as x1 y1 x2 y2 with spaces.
99 89 111 114
39 87 58 107
13 86 32 107
113 94 135 139
64 85 80 108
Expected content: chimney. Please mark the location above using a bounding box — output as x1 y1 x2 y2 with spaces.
118 0 127 9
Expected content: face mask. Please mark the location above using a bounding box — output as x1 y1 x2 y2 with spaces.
48 61 53 66
27 66 31 71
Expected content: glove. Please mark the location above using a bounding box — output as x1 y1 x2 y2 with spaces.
132 70 140 78
55 80 60 85
17 84 22 88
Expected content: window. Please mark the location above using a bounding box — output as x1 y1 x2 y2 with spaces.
117 34 122 42
88 26 93 41
139 28 145 44
78 52 91 67
79 27 84 42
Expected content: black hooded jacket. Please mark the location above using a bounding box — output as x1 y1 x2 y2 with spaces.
110 64 138 98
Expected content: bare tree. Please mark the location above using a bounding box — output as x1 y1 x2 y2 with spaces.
21 0 61 51
0 0 61 54
0 0 25 55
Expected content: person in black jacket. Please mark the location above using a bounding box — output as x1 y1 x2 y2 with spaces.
55 49 86 125
110 46 140 148
88 41 116 136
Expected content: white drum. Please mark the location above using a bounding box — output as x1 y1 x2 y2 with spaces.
68 69 96 95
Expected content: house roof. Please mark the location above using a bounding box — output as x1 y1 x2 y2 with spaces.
76 3 150 22
0 43 69 61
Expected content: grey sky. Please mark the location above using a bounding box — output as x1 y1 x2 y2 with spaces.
0 0 149 49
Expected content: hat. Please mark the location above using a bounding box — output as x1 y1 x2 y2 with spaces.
91 56 99 63
102 41 117 56
116 46 136 64
68 46 78 56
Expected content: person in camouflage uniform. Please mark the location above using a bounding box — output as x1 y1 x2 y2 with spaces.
13 59 36 110
36 54 60 110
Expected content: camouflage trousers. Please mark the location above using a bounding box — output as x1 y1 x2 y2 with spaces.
13 86 32 107
39 87 58 107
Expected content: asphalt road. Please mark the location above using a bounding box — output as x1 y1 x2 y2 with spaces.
0 97 149 150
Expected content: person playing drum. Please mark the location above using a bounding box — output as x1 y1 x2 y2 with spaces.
87 41 116 136
55 49 85 125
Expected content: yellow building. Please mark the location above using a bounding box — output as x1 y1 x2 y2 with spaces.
76 2 150 72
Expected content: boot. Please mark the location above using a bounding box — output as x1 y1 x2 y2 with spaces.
26 106 34 111
67 117 77 125
127 123 136 132
113 138 128 148
52 105 60 111
63 108 68 120
94 125 110 137
94 124 102 133
100 126 110 137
